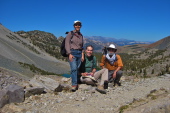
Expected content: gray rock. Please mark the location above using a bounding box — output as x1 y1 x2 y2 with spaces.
60 83 71 91
0 89 9 108
29 75 61 92
0 84 24 108
164 74 170 78
24 87 45 97
6 84 24 103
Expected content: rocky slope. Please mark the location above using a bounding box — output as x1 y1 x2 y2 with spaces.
0 68 170 113
0 24 70 77
147 36 170 50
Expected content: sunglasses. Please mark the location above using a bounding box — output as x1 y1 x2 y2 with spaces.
107 48 116 51
74 24 81 26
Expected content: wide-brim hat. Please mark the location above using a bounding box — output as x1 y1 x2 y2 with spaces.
107 44 117 49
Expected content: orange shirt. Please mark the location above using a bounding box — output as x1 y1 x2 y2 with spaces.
100 54 123 70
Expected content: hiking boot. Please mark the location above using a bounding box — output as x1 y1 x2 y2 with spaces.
117 82 121 86
71 85 78 92
104 81 108 89
114 81 121 87
96 85 107 94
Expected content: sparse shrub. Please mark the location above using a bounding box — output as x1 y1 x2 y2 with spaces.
119 105 129 113
18 62 58 75
147 93 157 100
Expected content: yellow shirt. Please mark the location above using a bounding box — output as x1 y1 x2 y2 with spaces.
100 54 123 70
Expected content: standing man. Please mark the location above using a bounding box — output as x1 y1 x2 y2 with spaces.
100 44 123 86
79 45 108 94
65 20 84 92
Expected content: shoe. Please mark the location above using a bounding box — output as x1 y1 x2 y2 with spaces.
117 82 121 86
96 85 107 94
71 85 78 92
114 81 121 87
104 81 108 89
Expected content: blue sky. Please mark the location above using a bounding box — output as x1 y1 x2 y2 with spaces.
0 0 170 41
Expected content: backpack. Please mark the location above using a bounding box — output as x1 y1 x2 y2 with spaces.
102 46 107 55
60 31 74 57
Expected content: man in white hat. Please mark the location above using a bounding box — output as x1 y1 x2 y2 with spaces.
100 44 123 86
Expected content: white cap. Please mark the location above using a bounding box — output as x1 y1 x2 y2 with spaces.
74 20 81 24
107 44 117 49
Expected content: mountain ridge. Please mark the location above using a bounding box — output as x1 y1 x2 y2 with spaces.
146 36 170 49
0 24 70 77
84 36 153 46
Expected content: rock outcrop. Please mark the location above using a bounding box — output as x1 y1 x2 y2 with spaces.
0 84 24 108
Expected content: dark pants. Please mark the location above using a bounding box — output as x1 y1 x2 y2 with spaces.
108 70 123 83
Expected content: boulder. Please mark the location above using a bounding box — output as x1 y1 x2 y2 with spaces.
0 89 9 108
6 84 24 103
0 84 24 108
24 87 44 97
29 75 62 92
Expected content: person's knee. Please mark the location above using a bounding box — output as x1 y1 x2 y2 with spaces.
83 78 94 85
104 68 108 71
116 71 123 77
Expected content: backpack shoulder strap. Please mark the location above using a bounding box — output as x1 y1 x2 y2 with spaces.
115 54 117 61
70 31 83 48
80 32 84 48
70 31 74 39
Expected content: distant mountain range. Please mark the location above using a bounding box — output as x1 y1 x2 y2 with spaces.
84 36 154 46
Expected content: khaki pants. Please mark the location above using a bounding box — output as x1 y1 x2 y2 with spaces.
80 68 108 86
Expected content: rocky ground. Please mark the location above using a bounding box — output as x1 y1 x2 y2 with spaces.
0 68 170 113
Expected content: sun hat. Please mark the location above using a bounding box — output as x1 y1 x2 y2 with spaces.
107 44 117 49
74 20 82 26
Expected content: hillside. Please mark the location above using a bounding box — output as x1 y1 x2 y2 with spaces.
146 36 170 49
118 44 148 54
0 24 70 77
116 36 170 54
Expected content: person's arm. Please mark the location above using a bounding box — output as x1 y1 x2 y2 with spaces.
81 73 87 76
112 66 121 79
90 68 96 77
79 58 87 76
81 52 84 62
89 56 97 76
